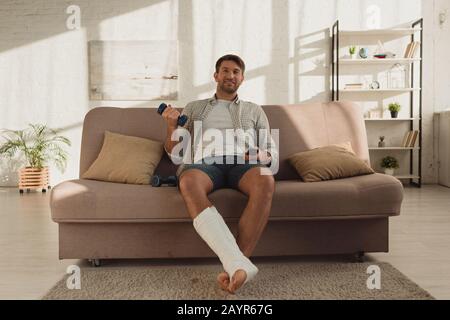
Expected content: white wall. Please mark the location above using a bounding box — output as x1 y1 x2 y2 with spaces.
423 0 450 183
0 0 447 186
431 0 450 113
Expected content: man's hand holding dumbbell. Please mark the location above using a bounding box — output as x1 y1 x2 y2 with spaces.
161 104 181 128
161 104 183 156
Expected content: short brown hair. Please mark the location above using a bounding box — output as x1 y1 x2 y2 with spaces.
215 54 245 74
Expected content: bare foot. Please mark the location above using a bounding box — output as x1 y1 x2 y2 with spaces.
217 272 230 292
228 269 247 294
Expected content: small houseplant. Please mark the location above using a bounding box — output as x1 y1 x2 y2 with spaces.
349 45 356 59
380 156 399 175
0 123 71 193
388 102 401 118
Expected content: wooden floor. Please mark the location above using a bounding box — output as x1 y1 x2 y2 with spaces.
0 184 449 299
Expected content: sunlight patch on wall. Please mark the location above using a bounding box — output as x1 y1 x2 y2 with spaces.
97 1 176 40
192 0 272 88
0 30 88 128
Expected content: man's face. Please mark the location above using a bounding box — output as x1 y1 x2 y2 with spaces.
214 60 244 94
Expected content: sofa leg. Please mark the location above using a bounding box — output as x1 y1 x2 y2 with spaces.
90 259 102 267
354 251 365 263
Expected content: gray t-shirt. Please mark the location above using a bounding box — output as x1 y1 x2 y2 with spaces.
201 99 246 159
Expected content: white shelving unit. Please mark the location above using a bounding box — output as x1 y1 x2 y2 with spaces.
369 147 420 150
331 19 423 187
340 58 421 65
340 28 421 36
342 88 420 93
365 118 417 121
395 175 421 179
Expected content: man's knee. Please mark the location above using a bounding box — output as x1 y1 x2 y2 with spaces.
257 175 275 195
178 169 213 195
178 171 197 194
244 170 275 196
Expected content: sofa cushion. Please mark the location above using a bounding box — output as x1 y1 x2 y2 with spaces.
288 144 375 182
50 173 403 223
81 130 163 185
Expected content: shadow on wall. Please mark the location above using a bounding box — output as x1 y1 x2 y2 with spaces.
0 0 174 139
264 0 290 105
293 28 331 104
177 0 332 106
0 0 169 53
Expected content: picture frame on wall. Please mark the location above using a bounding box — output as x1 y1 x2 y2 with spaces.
89 40 179 101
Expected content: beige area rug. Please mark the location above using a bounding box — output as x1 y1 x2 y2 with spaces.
42 259 434 300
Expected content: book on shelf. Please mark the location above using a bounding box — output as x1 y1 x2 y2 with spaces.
409 130 419 147
403 43 412 58
401 131 411 147
401 130 419 147
403 41 420 58
344 83 363 90
410 42 419 58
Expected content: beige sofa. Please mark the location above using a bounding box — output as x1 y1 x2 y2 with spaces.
50 101 403 266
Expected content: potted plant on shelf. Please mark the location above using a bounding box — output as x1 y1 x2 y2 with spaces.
388 102 401 118
349 45 356 59
0 123 71 193
381 156 399 176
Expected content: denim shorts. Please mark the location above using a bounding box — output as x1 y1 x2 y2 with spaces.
176 155 269 192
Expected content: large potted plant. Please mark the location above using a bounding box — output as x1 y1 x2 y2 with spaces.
380 156 399 176
0 123 71 193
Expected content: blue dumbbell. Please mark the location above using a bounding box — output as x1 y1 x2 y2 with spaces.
151 175 178 187
157 103 188 127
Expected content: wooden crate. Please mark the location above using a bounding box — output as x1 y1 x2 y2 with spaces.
18 167 50 193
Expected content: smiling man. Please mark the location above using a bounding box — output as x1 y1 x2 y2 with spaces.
162 54 277 294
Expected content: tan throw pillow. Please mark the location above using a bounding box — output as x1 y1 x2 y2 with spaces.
82 131 164 184
288 144 374 182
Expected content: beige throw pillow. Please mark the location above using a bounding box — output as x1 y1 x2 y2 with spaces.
82 131 164 184
288 143 374 182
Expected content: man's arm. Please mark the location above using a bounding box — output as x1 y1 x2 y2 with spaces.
255 106 278 163
162 103 192 162
164 126 179 155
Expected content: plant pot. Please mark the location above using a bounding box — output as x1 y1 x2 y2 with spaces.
18 166 50 193
350 53 356 59
390 111 398 118
384 168 395 176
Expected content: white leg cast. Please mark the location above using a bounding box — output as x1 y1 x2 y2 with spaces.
193 206 258 284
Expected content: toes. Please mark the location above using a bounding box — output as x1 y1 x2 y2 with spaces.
228 280 237 294
228 269 247 293
217 272 230 291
